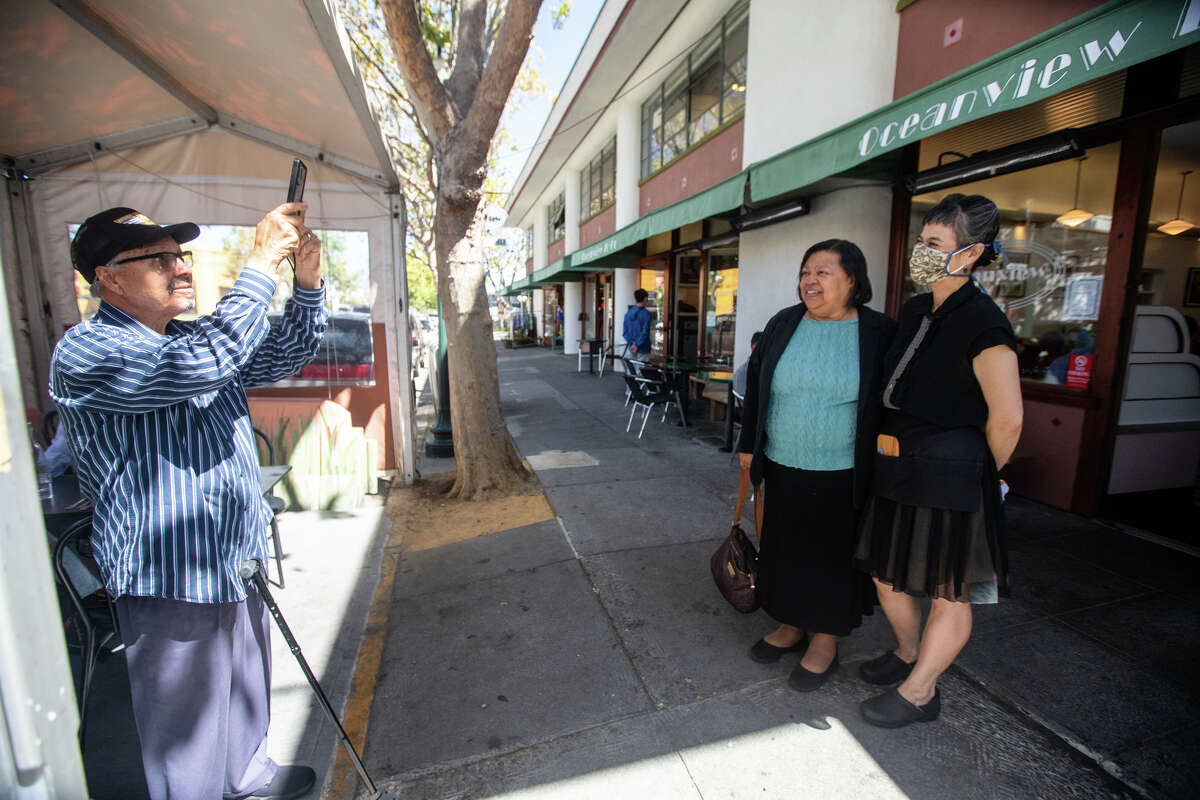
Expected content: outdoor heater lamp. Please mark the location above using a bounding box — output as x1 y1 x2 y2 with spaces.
907 133 1083 195
735 198 810 233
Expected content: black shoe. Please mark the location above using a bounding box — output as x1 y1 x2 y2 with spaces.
860 687 941 728
788 654 839 692
748 633 809 664
240 766 316 800
859 651 915 685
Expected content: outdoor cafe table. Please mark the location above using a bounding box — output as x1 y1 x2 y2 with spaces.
646 357 703 426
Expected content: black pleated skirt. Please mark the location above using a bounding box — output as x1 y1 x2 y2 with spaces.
757 459 875 636
853 412 1009 603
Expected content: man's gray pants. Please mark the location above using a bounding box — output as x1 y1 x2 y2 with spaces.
116 584 278 800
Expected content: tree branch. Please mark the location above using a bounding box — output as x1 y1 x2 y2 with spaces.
379 0 456 145
458 0 542 170
445 0 488 115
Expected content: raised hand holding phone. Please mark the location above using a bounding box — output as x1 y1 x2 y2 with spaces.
284 159 307 272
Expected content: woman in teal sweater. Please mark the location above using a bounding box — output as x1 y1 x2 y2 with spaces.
737 239 896 691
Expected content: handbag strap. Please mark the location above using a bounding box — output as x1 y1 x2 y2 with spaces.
735 466 765 544
734 465 750 523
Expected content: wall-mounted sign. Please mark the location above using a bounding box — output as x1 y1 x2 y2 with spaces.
1063 274 1104 320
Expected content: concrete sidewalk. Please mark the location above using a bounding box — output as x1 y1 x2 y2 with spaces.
362 347 1198 799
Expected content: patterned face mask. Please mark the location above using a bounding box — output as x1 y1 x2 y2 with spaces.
908 241 973 286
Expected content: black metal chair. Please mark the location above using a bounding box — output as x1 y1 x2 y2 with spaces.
622 365 685 438
253 427 287 588
53 517 119 746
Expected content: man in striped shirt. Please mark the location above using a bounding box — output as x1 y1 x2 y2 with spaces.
50 203 327 800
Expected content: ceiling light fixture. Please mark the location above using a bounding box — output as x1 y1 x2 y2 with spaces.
1056 157 1094 227
1157 170 1194 235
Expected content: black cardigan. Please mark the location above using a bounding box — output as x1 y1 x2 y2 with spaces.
737 303 897 509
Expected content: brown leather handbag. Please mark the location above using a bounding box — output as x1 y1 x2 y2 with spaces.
709 464 763 613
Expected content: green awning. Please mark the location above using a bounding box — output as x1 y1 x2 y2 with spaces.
749 0 1200 203
529 257 578 285
502 276 532 296
571 173 747 268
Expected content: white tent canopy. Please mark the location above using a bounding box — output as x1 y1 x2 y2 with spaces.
0 0 415 481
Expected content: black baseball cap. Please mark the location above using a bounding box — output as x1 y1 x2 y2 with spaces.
71 207 200 283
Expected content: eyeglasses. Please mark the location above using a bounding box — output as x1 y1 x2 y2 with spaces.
111 251 193 270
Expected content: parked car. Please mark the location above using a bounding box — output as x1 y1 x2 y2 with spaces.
268 311 374 382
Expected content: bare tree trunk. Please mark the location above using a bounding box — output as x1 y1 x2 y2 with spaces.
435 185 532 499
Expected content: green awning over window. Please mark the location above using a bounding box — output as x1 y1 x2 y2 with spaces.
749 0 1200 203
529 257 578 285
502 276 532 296
571 173 747 268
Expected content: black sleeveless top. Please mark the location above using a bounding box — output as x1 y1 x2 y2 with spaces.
882 281 1016 430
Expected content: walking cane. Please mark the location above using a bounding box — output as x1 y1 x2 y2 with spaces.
240 559 397 800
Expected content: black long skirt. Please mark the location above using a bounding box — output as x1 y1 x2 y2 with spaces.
756 459 875 637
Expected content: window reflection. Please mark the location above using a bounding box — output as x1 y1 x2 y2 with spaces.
907 141 1121 388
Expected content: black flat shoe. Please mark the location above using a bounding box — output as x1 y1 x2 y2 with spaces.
859 651 915 685
748 633 809 664
787 655 839 692
860 687 941 728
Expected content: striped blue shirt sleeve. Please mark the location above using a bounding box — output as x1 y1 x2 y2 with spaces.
51 269 278 415
242 282 328 388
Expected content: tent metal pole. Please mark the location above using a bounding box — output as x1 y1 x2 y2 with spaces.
0 192 90 798
6 177 55 415
386 193 415 484
0 175 39 413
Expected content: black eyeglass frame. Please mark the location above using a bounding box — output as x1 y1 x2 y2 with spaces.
110 250 193 269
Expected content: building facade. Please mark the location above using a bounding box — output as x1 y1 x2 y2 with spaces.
504 0 1200 520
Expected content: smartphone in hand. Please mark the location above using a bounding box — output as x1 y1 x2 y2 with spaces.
287 158 307 207
285 159 307 271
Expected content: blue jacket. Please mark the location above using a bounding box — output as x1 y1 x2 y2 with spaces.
622 305 651 354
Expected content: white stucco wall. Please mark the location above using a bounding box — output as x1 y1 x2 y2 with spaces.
735 185 893 363
742 0 899 165
733 0 900 367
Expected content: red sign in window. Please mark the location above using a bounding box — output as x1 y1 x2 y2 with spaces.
1065 354 1092 389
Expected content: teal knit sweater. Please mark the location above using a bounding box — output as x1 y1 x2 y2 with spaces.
765 316 859 471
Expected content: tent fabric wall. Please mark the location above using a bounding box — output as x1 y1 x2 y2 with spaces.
33 128 393 333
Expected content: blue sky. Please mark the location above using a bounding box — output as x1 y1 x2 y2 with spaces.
493 0 606 199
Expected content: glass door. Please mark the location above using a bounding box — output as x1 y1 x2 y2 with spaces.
673 252 703 361
705 246 739 366
1104 117 1200 543
637 258 668 356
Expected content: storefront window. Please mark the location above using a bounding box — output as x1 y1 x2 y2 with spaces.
906 141 1121 388
581 139 616 220
639 0 749 178
549 192 566 242
638 266 667 356
705 248 738 365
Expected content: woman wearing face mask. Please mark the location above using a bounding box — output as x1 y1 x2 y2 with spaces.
853 193 1023 728
738 240 895 691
